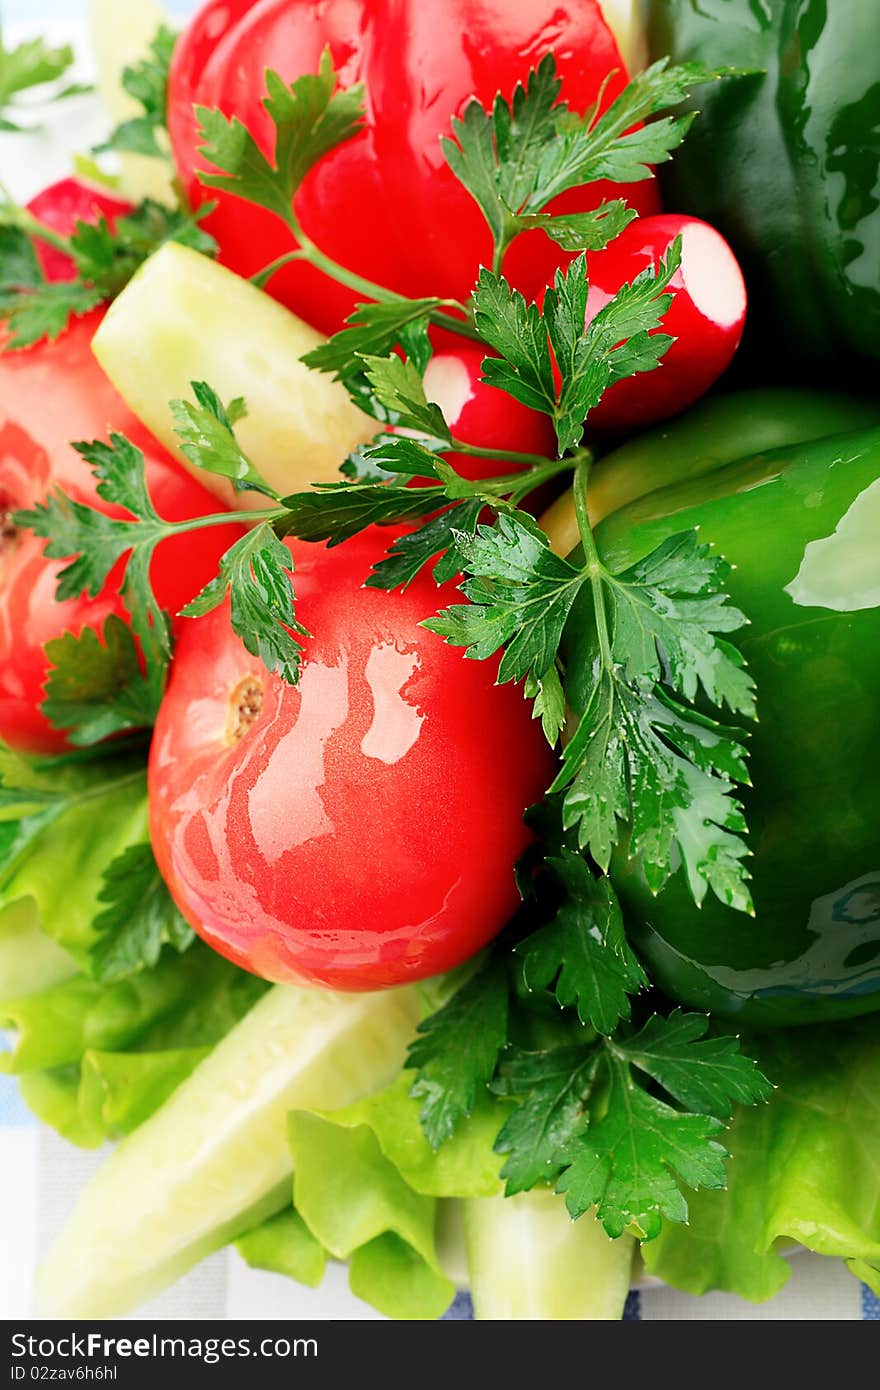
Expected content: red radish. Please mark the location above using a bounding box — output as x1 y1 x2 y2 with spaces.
26 177 133 282
423 337 557 481
585 214 747 429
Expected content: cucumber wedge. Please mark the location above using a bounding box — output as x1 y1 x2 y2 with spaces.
92 244 374 507
464 1191 635 1319
38 982 421 1318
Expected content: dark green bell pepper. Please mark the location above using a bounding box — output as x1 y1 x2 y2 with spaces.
569 404 880 1027
644 0 880 375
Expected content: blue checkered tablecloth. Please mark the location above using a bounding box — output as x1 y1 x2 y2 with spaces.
1 0 878 1322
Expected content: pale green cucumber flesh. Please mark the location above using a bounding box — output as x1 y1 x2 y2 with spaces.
464 1190 635 1320
38 982 422 1318
92 243 373 506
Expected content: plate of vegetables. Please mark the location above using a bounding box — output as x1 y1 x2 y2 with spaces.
1 0 879 1323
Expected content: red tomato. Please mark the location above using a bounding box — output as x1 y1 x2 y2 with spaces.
27 177 132 282
169 0 661 334
585 214 747 429
149 529 555 990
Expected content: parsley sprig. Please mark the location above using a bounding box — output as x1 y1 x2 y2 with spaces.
443 54 737 273
407 854 771 1240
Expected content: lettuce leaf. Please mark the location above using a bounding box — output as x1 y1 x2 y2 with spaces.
235 1208 327 1289
643 1015 880 1298
288 1110 455 1319
3 944 266 1146
0 748 150 965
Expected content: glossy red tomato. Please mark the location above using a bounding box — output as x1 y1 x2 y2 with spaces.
585 214 747 429
169 0 661 334
149 529 555 990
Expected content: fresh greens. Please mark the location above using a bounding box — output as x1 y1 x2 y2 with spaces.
473 246 679 455
197 48 365 228
88 842 195 984
42 615 159 746
182 524 310 686
442 54 736 271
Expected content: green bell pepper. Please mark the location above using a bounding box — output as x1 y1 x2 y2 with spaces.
644 0 880 375
564 404 880 1027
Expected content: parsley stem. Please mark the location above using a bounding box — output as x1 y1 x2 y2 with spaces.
253 230 483 342
162 506 285 534
4 204 73 258
450 442 561 471
573 453 613 666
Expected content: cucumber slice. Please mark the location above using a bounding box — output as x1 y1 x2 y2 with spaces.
38 982 421 1318
92 243 374 508
464 1191 635 1319
0 899 77 1003
87 0 177 206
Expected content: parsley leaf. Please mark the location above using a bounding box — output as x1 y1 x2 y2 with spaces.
442 53 563 253
0 25 81 132
88 842 195 984
492 1046 597 1195
182 525 309 686
517 855 646 1034
359 355 451 441
170 381 274 496
277 480 441 546
606 531 756 715
554 527 755 909
95 25 176 160
42 615 159 747
366 498 483 590
474 245 681 455
425 511 587 686
555 1056 730 1239
196 50 365 226
490 1018 771 1239
613 1011 774 1119
16 433 174 707
524 666 567 746
301 298 442 384
407 956 509 1150
444 53 736 267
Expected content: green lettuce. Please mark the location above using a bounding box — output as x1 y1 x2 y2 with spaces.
0 748 149 965
643 1015 880 1298
241 1074 504 1319
235 1208 327 1289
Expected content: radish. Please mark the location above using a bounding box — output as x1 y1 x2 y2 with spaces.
586 214 747 429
